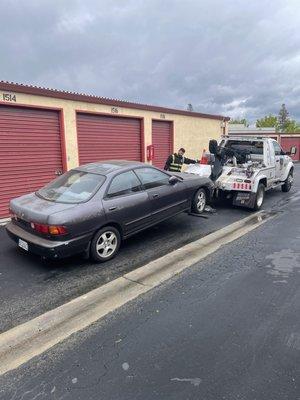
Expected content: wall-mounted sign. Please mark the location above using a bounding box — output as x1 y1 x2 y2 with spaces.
160 113 166 119
2 93 17 102
111 107 118 114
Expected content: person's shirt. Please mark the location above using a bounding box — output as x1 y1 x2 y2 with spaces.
164 153 197 170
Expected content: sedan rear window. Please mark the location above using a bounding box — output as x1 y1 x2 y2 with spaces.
38 170 105 203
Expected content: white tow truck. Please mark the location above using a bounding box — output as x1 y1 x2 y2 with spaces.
186 136 296 210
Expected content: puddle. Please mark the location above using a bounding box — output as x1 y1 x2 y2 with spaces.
265 249 300 280
245 210 279 227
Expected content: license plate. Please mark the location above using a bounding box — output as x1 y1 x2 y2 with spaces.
236 193 250 201
18 239 29 251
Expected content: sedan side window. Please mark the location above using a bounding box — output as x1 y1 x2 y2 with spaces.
107 171 141 198
135 167 170 189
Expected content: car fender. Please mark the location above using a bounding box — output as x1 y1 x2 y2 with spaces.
200 180 215 201
281 161 294 181
252 175 268 193
189 178 214 201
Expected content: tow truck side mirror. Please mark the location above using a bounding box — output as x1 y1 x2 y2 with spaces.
286 146 297 156
290 146 297 156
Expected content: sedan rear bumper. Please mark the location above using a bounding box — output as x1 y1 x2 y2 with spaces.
6 222 93 259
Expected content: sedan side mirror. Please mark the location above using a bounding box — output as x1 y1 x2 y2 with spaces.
169 176 180 185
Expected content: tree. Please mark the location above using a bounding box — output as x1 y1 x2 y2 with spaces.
187 103 194 112
285 119 300 133
255 105 300 133
256 114 278 129
229 118 249 127
278 104 289 132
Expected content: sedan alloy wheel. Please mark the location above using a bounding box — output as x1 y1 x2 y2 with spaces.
192 188 207 214
90 226 121 262
96 231 118 258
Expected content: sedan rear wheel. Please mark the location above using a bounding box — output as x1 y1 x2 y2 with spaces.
192 188 207 214
90 226 121 262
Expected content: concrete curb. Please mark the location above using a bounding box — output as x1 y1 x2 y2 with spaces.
0 211 271 376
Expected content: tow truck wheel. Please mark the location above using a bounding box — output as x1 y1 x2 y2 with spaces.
192 188 207 214
281 170 293 192
253 183 265 210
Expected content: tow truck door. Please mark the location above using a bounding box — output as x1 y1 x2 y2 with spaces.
264 140 276 182
272 140 285 181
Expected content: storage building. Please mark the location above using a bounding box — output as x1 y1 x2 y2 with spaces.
0 81 229 219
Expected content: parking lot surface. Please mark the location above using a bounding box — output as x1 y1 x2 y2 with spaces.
0 164 299 332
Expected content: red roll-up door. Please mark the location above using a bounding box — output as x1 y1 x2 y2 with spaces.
152 120 173 169
0 105 63 219
77 113 142 165
281 136 300 161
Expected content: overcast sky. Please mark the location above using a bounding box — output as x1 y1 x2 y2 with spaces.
1 0 299 123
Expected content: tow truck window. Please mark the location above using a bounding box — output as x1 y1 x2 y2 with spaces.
225 140 264 155
272 141 282 156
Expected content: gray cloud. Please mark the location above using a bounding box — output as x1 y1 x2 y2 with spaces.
1 0 300 123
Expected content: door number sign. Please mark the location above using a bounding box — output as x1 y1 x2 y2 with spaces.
2 93 17 102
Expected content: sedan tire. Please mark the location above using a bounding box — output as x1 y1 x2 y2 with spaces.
191 188 207 214
90 226 121 262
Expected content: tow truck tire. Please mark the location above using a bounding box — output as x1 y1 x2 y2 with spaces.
90 226 121 262
192 188 207 214
253 183 265 211
281 170 293 192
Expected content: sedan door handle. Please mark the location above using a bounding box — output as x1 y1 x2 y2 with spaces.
152 194 159 198
109 206 118 211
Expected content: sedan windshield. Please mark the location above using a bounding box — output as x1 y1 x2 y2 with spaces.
38 170 105 203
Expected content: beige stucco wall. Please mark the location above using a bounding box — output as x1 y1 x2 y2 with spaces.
0 89 228 170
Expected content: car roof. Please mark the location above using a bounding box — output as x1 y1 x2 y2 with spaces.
75 160 146 175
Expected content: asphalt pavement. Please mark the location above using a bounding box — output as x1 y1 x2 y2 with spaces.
0 165 299 334
0 166 299 399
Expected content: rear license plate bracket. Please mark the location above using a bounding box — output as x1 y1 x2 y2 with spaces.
236 192 250 201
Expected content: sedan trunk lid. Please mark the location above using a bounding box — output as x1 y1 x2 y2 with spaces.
10 193 76 225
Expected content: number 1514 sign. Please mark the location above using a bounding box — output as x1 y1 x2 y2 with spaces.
2 93 17 102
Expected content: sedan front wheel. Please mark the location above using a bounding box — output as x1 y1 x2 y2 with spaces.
192 188 207 214
90 226 121 262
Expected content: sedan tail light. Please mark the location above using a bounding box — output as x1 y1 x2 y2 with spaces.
49 225 67 235
30 222 67 236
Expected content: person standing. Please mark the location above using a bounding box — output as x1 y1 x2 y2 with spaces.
164 148 198 172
